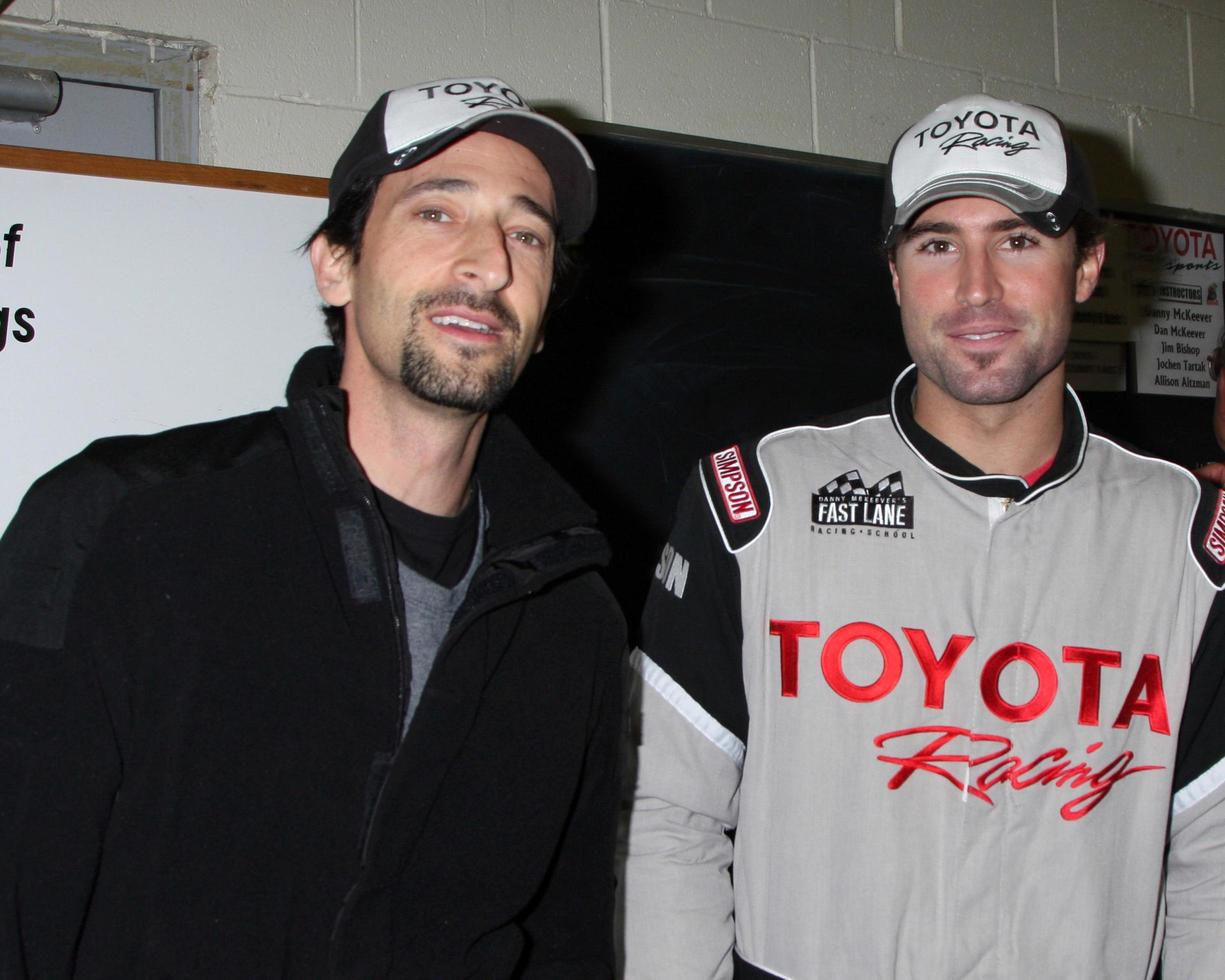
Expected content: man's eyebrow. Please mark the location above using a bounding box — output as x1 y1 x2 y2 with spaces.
398 178 559 234
513 194 559 235
400 177 475 200
902 215 1030 241
902 219 955 240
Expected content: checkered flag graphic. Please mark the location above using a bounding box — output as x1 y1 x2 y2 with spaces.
869 471 905 497
821 470 867 497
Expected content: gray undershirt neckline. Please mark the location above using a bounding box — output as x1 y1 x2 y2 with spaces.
397 494 486 737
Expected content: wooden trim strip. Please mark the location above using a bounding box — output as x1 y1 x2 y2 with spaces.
0 145 327 197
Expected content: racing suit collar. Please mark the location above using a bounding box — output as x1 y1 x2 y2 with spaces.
889 364 1089 503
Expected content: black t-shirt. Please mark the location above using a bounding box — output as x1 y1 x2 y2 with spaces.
374 486 478 588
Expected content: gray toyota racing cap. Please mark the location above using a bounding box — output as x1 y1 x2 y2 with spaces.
882 94 1097 245
328 76 596 243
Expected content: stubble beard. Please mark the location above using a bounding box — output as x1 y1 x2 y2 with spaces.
920 305 1063 406
935 349 1049 405
398 289 522 414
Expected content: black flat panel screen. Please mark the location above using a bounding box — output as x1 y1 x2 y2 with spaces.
506 128 908 614
506 126 1222 617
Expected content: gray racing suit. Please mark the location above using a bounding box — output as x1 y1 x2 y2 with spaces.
622 366 1225 980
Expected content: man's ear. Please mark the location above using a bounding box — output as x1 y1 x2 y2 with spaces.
1074 239 1107 304
889 259 902 306
309 235 353 307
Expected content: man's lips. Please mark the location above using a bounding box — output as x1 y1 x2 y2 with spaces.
944 326 1017 356
411 289 521 345
950 327 1013 341
939 307 1024 348
429 307 507 340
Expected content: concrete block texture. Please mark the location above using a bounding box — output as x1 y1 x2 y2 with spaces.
1131 109 1225 217
1057 0 1190 113
1179 0 1225 15
606 0 813 150
1191 12 1225 123
206 91 361 178
711 0 896 49
4 0 1221 217
62 0 357 102
813 43 981 162
0 1 55 21
643 0 707 13
360 0 603 121
899 0 1055 83
985 80 1139 204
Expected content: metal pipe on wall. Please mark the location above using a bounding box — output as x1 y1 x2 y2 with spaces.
0 65 62 123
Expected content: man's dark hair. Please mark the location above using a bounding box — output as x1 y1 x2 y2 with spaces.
306 173 576 353
308 175 381 351
1070 209 1105 265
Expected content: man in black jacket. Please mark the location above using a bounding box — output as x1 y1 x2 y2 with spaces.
0 76 625 977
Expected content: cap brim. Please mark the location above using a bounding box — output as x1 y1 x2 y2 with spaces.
339 107 596 243
467 112 596 243
893 174 1060 232
885 173 1091 245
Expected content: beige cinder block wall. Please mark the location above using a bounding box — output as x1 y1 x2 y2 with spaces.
4 0 1222 217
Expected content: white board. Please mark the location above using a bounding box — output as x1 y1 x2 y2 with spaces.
0 156 328 531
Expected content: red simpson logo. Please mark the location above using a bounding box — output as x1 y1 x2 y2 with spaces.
1204 490 1225 564
769 619 1168 820
711 446 759 523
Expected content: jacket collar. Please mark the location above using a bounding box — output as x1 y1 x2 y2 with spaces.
285 346 604 553
889 364 1089 503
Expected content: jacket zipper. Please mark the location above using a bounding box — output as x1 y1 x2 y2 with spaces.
331 528 605 959
353 534 603 868
354 485 410 868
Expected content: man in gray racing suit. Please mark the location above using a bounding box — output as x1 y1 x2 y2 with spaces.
621 94 1225 979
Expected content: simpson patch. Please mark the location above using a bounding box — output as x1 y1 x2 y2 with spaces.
700 443 770 551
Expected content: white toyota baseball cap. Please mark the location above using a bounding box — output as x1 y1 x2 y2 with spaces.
882 94 1097 245
328 77 596 242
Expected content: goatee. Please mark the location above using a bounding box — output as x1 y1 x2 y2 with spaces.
399 289 521 413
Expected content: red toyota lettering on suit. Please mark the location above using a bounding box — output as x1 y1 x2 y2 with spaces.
767 618 1169 733
980 643 1058 722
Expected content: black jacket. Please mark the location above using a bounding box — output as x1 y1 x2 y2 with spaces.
0 349 626 978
